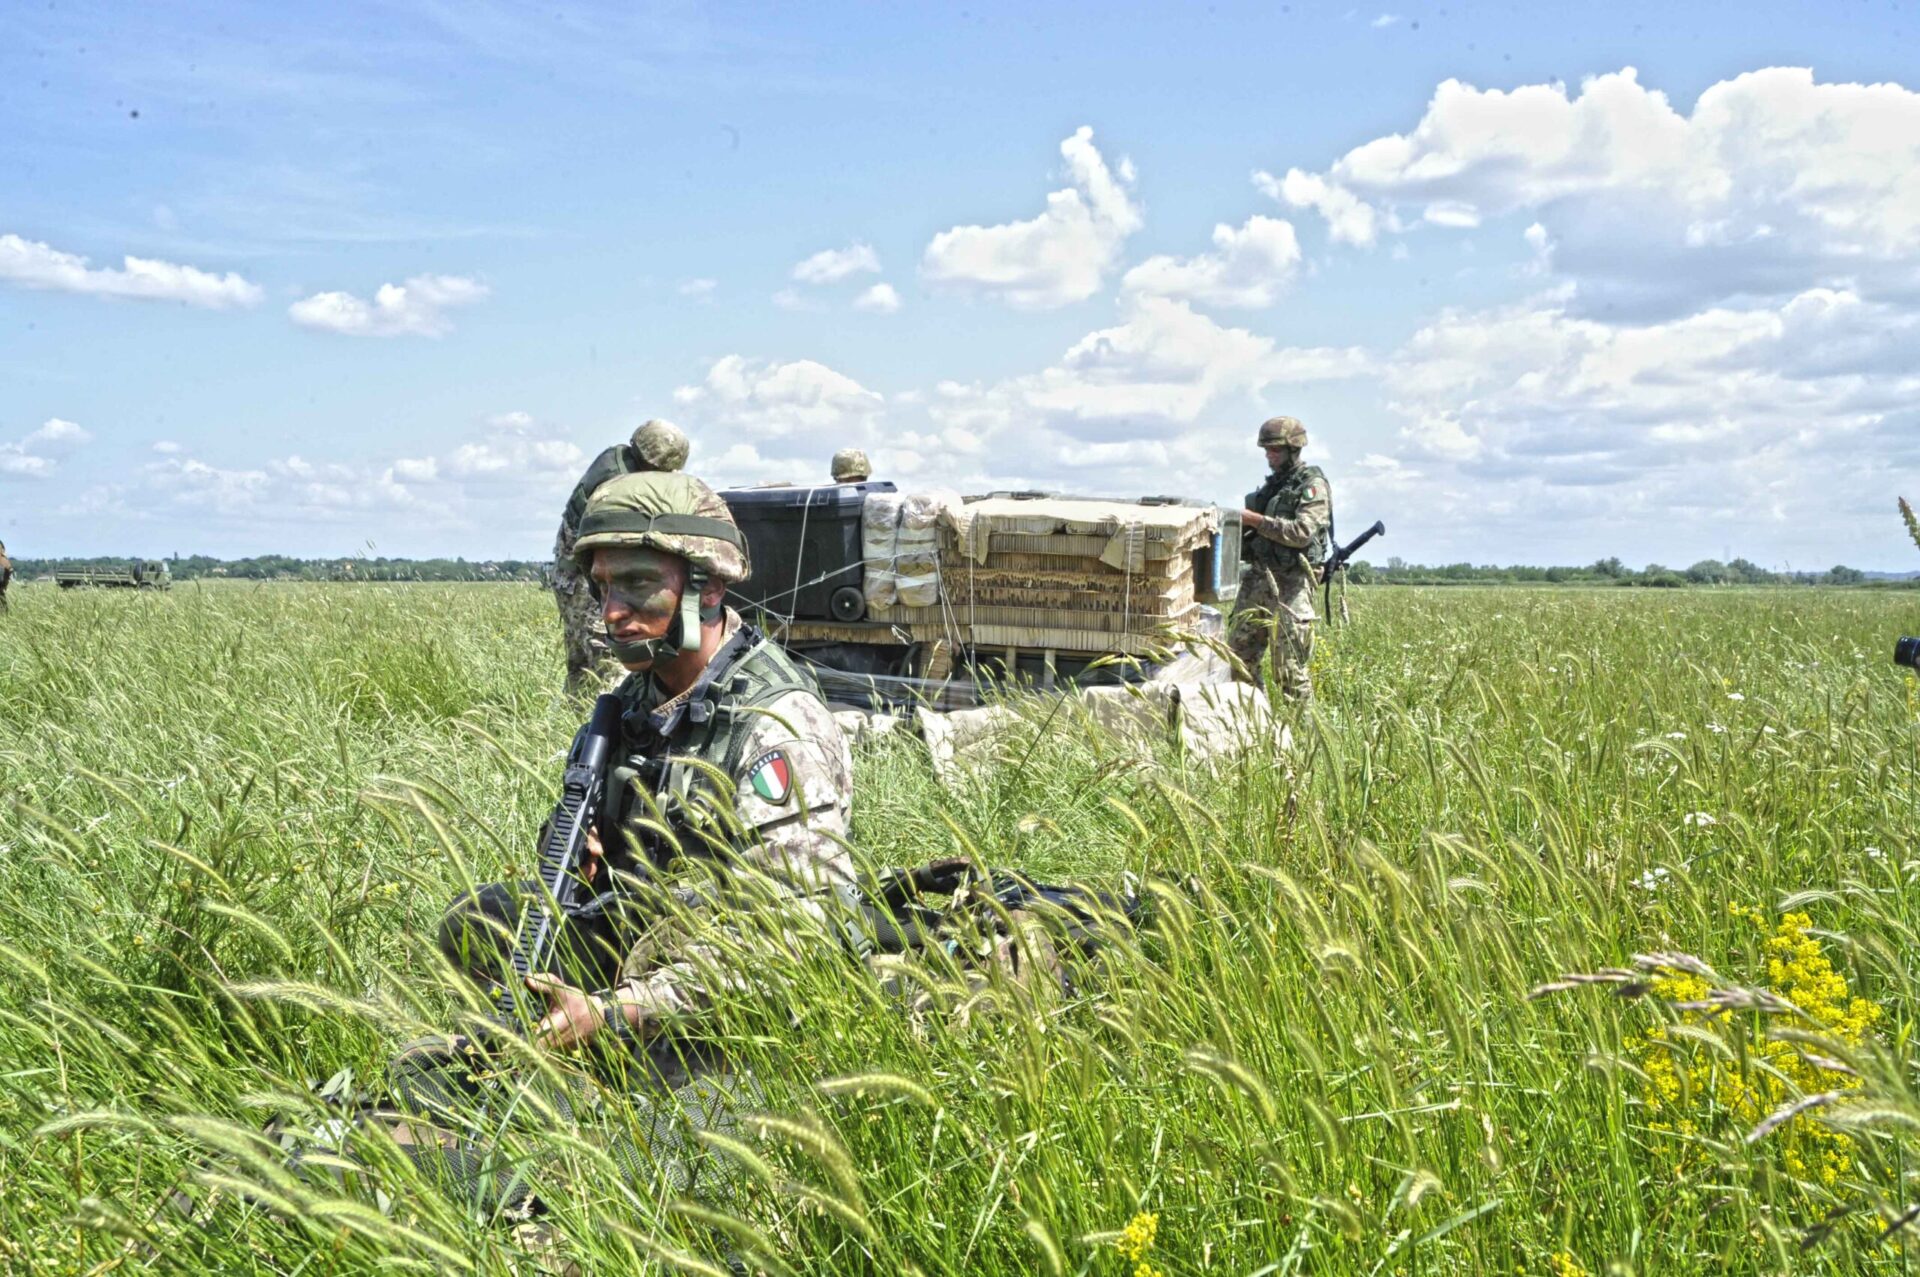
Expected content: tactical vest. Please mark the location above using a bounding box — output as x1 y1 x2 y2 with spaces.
604 628 823 870
562 445 637 535
1243 463 1331 572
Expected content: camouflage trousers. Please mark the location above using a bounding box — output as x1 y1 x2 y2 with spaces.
1226 567 1315 702
551 560 621 695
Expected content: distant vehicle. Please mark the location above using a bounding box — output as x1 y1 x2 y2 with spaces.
54 560 173 590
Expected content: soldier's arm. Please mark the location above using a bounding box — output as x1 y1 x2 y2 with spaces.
593 692 855 1030
1251 481 1331 549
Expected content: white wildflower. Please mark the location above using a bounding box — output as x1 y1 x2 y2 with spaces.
1706 723 1727 734
1727 692 1746 702
1683 812 1718 828
1762 726 1776 735
1635 867 1672 892
1666 732 1687 741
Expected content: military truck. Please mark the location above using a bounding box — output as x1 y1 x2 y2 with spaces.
720 484 1239 707
54 560 173 590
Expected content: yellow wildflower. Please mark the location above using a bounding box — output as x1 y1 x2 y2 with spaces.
1548 1252 1591 1277
1116 1212 1159 1263
1632 908 1880 1190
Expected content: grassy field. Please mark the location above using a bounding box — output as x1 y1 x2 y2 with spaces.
2 580 1918 1275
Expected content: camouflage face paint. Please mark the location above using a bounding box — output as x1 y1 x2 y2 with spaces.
591 547 700 669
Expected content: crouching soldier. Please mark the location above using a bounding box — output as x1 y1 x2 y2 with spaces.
445 467 855 1020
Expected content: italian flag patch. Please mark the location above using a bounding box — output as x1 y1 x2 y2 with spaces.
746 750 793 804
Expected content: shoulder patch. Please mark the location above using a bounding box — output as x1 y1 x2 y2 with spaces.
744 749 793 805
1305 482 1324 501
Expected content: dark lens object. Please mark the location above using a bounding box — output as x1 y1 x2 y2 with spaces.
1898 637 1920 670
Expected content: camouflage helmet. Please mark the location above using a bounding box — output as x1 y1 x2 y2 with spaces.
830 448 871 483
629 419 690 472
1257 416 1308 449
572 471 750 584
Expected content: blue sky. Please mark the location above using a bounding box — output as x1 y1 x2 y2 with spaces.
4 1 1918 568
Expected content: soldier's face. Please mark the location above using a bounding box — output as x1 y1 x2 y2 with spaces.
591 547 687 645
1265 445 1298 471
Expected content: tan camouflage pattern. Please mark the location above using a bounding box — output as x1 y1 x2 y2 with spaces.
830 447 871 482
1258 415 1308 448
727 686 855 883
572 471 750 585
629 419 690 472
1227 567 1316 701
1229 460 1330 700
0 540 10 613
550 521 622 693
608 617 852 1019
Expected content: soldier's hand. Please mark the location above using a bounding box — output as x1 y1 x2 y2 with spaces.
583 825 605 884
527 973 601 1051
1239 509 1263 529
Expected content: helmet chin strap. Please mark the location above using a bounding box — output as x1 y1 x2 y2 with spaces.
608 571 716 668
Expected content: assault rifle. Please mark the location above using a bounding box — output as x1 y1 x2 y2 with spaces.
1321 519 1385 621
496 692 625 1021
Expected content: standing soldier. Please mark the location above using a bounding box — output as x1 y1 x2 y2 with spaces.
0 539 11 613
553 420 690 693
830 448 871 483
1228 416 1331 701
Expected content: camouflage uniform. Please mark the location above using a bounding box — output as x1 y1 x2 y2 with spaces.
416 474 850 1230
448 470 851 999
553 421 691 694
0 540 10 613
597 609 855 1016
830 448 871 483
1227 417 1331 701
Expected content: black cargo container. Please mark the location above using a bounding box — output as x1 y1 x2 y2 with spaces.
720 481 896 623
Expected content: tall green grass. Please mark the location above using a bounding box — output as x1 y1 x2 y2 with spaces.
1 580 1917 1274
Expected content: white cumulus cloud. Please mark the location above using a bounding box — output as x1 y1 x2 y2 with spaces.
1277 66 1920 317
67 409 591 534
1 417 93 480
1122 215 1303 308
917 296 1369 495
23 418 92 449
674 355 885 439
1380 286 1920 556
289 274 489 337
853 282 903 313
922 126 1143 309
791 243 882 285
445 412 584 477
1254 169 1380 248
0 233 262 309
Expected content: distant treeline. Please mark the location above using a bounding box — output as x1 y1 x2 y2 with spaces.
13 553 1912 589
1349 556 1914 588
13 555 545 582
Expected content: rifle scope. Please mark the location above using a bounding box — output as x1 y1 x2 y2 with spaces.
1898 637 1920 670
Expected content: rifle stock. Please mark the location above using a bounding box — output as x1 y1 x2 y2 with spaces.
1325 520 1385 577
